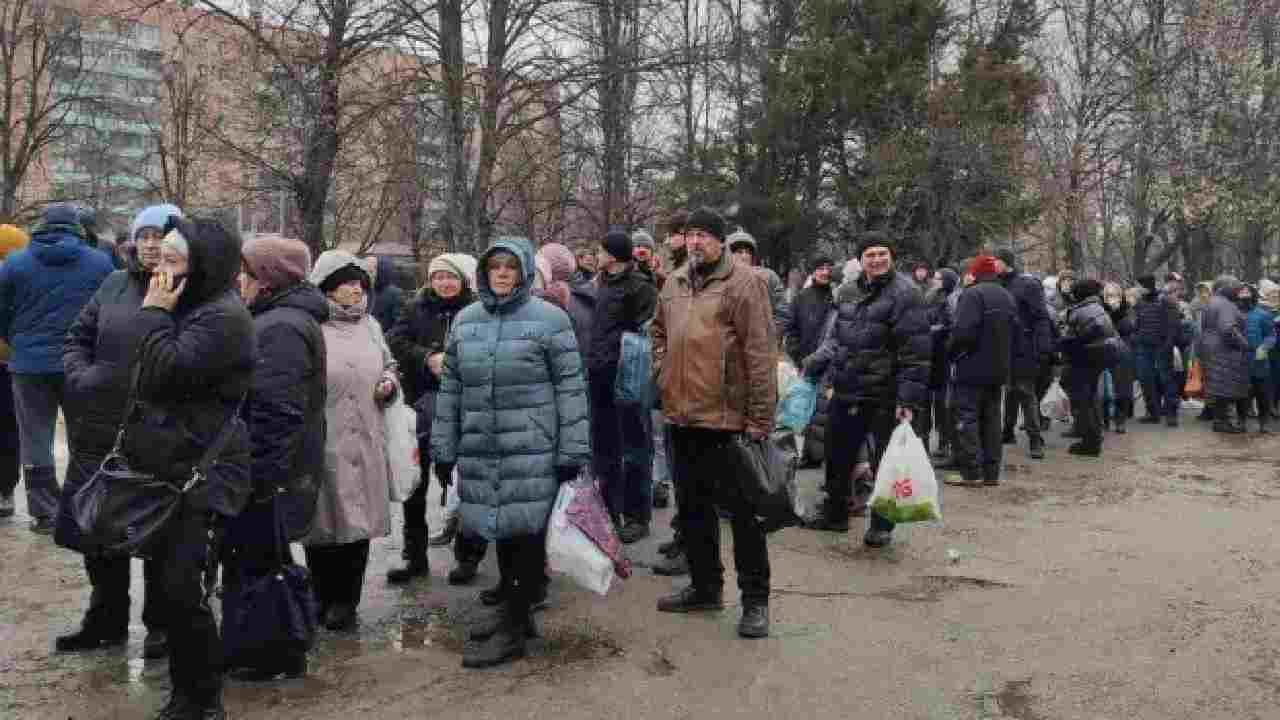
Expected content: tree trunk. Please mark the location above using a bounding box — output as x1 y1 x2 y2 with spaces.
440 0 468 251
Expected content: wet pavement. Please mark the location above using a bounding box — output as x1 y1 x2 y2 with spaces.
5 408 1280 719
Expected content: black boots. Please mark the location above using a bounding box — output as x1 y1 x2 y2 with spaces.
143 629 169 659
154 694 225 720
737 603 770 638
1212 402 1246 434
322 604 357 632
462 600 534 669
1068 441 1102 457
428 516 458 547
447 561 479 585
55 625 127 653
657 585 725 613
387 529 430 584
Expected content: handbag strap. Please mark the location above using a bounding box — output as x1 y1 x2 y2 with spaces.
181 393 247 492
270 491 291 567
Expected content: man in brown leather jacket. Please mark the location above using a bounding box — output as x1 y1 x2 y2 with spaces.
651 206 778 639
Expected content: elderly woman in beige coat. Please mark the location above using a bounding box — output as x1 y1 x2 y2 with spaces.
307 250 398 631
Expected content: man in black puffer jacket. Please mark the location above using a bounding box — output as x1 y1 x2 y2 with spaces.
802 232 931 547
224 236 328 681
997 249 1053 459
944 256 1015 487
786 255 836 367
1133 274 1182 425
1058 278 1118 457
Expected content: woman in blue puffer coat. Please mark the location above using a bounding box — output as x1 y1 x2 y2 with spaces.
431 236 589 670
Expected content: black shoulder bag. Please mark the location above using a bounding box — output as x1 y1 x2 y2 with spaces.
70 369 245 559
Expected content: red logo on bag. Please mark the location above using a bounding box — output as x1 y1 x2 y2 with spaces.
412 448 420 464
893 478 914 499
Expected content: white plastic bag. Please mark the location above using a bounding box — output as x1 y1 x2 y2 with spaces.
776 360 799 401
869 420 940 524
1039 379 1071 423
1172 346 1184 372
546 483 614 596
385 397 422 502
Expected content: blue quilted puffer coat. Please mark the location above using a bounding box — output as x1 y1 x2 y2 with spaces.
430 237 590 541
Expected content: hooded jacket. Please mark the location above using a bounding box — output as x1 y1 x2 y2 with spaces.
1000 268 1054 379
0 208 114 374
1200 277 1250 399
244 283 328 502
1058 289 1117 369
430 237 590 541
1246 302 1276 381
805 270 931 410
126 216 254 518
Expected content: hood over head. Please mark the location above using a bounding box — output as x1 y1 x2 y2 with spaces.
29 203 88 266
477 236 536 313
937 267 959 294
165 215 243 309
1071 278 1104 303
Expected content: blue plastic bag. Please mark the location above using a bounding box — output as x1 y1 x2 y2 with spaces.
775 378 818 434
614 331 653 407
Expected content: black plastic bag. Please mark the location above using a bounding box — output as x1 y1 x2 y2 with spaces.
727 433 801 533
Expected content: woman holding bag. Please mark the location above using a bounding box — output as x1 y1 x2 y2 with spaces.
222 236 328 681
305 251 398 631
127 215 254 720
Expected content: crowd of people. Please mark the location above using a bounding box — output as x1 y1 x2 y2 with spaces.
1 200 1278 719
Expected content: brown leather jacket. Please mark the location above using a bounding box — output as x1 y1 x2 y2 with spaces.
652 250 777 433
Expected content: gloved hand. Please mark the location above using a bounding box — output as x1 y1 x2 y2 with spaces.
434 463 455 489
556 466 579 484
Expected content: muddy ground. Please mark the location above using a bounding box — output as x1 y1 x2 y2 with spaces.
4 409 1280 720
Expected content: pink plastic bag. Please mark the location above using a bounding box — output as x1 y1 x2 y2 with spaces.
564 471 631 580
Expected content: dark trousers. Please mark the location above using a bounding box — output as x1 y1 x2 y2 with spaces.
11 372 65 519
0 365 18 498
401 476 432 532
1064 366 1104 446
953 384 1004 480
1002 376 1043 442
589 377 653 524
1135 345 1177 417
154 501 221 706
823 400 896 533
669 426 770 602
495 531 548 612
83 554 162 635
1251 378 1272 425
305 540 370 611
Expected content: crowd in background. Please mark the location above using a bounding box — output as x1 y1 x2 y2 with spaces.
1 201 1277 719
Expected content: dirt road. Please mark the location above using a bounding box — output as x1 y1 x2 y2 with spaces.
3 414 1280 720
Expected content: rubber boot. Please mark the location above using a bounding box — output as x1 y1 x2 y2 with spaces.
386 528 430 584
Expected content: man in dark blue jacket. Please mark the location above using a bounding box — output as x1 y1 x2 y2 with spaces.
802 231 931 547
945 256 1016 487
997 249 1052 459
1133 274 1183 426
0 204 112 533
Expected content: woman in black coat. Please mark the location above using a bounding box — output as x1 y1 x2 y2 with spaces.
1103 282 1137 434
129 215 254 720
56 205 178 657
222 236 328 681
1057 279 1117 457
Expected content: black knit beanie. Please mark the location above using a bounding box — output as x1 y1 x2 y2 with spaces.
601 229 633 262
1137 275 1157 292
811 254 834 271
685 207 726 242
855 231 895 260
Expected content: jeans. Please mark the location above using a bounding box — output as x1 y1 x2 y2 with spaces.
669 426 770 602
11 373 65 519
1064 366 1104 446
1002 376 1043 443
155 500 222 706
1135 345 1176 417
589 376 653 525
953 384 1003 480
823 400 897 534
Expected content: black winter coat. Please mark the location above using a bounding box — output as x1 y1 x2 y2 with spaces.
1133 290 1181 350
128 217 255 519
948 277 1016 386
588 264 657 379
63 259 151 459
1058 296 1117 370
387 287 474 405
805 271 931 410
926 286 954 388
1107 300 1137 391
244 283 328 500
787 283 835 366
1000 270 1053 379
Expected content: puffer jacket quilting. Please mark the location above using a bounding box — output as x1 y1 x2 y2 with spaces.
1200 281 1250 399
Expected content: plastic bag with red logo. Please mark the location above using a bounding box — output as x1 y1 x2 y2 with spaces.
868 420 941 524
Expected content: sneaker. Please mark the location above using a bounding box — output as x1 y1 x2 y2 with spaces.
29 517 54 535
737 603 770 638
618 520 650 544
0 494 13 518
1028 441 1045 460
657 586 724 613
800 510 849 532
863 528 893 548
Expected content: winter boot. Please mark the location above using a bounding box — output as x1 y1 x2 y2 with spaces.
1028 436 1046 459
653 548 690 576
737 602 770 639
1001 429 1016 445
428 516 458 547
0 493 13 518
463 600 530 668
801 503 850 532
322 603 357 632
1068 441 1102 457
56 589 128 653
191 695 227 720
142 630 169 660
1213 402 1245 434
1113 400 1128 434
153 693 194 720
657 585 724 613
469 603 539 642
387 529 431 584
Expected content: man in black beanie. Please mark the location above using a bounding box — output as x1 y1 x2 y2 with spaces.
589 228 658 543
996 248 1053 459
802 230 930 548
1133 273 1181 425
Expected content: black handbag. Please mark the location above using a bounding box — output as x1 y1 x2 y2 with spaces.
70 371 245 559
222 497 319 668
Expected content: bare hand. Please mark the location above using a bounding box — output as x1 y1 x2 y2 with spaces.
427 353 445 378
824 387 834 400
375 378 396 402
853 462 872 480
142 270 186 311
895 406 913 423
745 425 768 441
